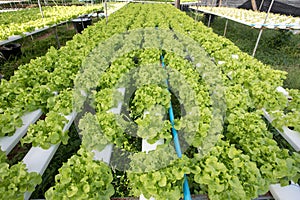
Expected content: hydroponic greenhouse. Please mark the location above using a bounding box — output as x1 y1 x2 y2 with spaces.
0 0 300 199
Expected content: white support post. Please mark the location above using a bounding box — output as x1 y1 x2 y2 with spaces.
259 0 265 11
207 0 216 27
37 0 44 18
207 14 212 27
194 0 199 22
54 25 61 49
223 19 228 36
252 0 275 57
105 0 108 25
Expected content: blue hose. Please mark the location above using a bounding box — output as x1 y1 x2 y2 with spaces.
160 55 192 200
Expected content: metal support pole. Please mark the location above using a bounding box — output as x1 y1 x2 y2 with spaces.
105 0 108 25
51 0 58 6
252 0 274 57
207 14 212 27
259 0 265 11
80 19 84 33
54 26 61 49
37 0 44 18
207 0 216 27
194 0 200 22
175 0 180 9
223 19 228 36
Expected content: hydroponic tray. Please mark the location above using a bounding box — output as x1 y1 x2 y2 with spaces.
0 21 69 46
190 7 300 30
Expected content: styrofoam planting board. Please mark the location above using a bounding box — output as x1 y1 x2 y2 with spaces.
23 143 60 174
93 88 125 163
262 87 300 152
263 87 300 198
270 183 300 200
140 194 155 200
139 111 164 200
140 137 163 200
263 108 300 152
142 139 164 154
141 111 164 153
282 127 300 152
23 111 77 200
0 109 42 155
140 138 164 200
92 144 113 164
23 144 60 200
62 111 77 132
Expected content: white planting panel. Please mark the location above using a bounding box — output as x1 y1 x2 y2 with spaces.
23 111 77 200
139 111 164 200
263 109 300 152
92 144 113 164
140 194 155 200
142 139 164 154
270 183 300 200
282 127 300 152
262 87 300 152
0 109 42 155
93 87 125 163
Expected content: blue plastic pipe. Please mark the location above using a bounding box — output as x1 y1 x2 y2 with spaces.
168 102 182 158
161 55 192 200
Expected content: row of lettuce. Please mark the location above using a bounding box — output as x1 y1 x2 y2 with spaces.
0 5 103 41
0 3 299 200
